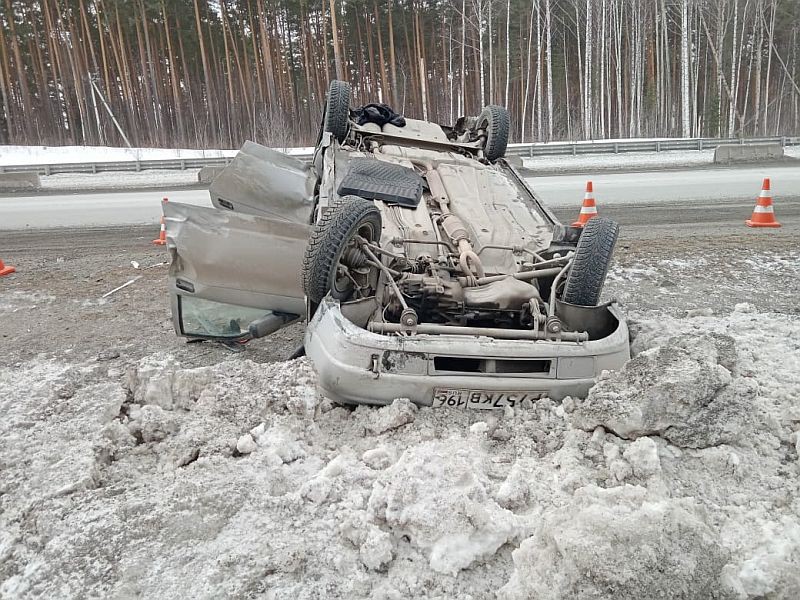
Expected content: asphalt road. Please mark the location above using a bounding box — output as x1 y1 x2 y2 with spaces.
0 188 208 229
525 163 800 207
0 164 798 230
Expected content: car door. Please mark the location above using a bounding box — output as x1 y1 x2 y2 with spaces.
164 201 311 341
167 141 317 341
209 141 315 224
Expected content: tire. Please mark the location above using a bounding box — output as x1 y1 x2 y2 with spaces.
562 217 620 307
302 196 382 305
323 80 351 143
476 105 510 161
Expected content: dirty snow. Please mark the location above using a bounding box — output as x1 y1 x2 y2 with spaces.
0 144 312 165
522 148 716 172
0 291 55 314
38 169 201 191
0 144 237 165
604 249 800 313
1 304 799 598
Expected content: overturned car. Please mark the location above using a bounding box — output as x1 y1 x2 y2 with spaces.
164 81 630 408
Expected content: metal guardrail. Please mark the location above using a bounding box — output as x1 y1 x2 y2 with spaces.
505 135 800 157
1 136 797 175
0 156 237 176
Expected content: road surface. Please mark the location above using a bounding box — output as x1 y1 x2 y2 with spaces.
525 163 800 207
0 164 797 230
0 189 208 229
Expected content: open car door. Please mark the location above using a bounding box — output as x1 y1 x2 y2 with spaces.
209 141 316 223
165 142 315 342
164 201 312 342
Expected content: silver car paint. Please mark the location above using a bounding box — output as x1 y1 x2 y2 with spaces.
209 140 315 224
164 201 310 318
166 134 630 403
306 297 631 405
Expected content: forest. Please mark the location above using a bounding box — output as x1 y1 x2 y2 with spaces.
1 0 799 149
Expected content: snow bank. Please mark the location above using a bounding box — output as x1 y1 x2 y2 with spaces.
0 144 238 165
368 439 529 575
38 169 201 191
522 149 714 172
0 144 313 166
571 332 756 448
499 485 729 600
1 307 799 598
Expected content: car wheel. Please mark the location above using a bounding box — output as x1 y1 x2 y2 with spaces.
476 105 510 161
302 196 382 305
562 217 620 307
323 80 351 143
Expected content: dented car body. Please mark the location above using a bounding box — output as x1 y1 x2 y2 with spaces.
165 82 630 407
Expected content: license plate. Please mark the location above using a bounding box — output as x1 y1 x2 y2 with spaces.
432 388 545 410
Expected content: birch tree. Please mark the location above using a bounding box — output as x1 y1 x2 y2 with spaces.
545 0 553 140
681 0 692 137
2 0 799 148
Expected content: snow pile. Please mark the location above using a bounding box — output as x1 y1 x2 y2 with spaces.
1 306 799 598
499 485 729 600
368 439 529 575
39 169 201 191
0 144 238 165
785 146 800 160
571 332 756 448
522 149 713 172
0 144 313 166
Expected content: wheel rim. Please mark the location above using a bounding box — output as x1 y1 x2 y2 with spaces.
331 220 379 300
475 115 492 147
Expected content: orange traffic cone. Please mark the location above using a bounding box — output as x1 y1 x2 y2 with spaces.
746 178 781 228
0 259 15 277
572 181 598 227
153 197 168 245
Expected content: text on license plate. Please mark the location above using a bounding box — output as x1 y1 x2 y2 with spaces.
432 388 545 409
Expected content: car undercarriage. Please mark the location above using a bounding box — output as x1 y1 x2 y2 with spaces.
164 80 631 406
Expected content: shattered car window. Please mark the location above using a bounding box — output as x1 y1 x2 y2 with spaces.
179 296 266 338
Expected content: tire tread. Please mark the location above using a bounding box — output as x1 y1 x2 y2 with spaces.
478 105 510 161
302 196 381 304
324 80 351 142
562 217 620 306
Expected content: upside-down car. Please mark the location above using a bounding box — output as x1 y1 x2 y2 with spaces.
164 81 630 409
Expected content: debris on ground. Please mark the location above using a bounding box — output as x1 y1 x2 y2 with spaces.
101 275 143 298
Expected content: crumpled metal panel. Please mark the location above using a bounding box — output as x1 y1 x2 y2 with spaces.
209 140 315 224
164 201 310 315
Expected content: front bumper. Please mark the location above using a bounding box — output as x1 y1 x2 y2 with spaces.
305 298 630 407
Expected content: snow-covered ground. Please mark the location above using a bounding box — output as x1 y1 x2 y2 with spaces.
0 144 313 166
37 169 201 191
0 145 237 165
521 145 798 173
1 302 798 598
522 149 715 172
